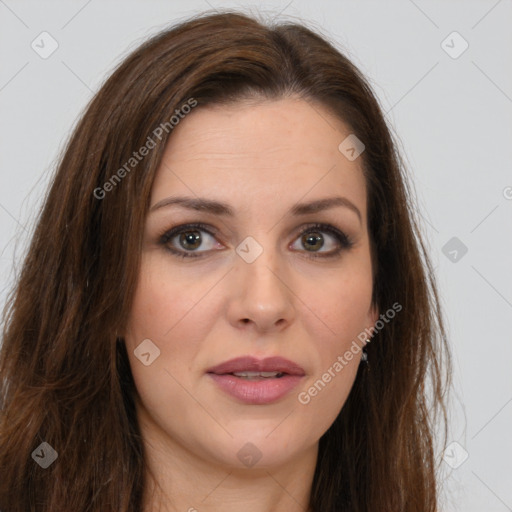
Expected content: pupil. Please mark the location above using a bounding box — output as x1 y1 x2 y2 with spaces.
180 231 201 250
303 232 323 251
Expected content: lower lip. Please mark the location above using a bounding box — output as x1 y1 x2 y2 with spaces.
207 373 304 405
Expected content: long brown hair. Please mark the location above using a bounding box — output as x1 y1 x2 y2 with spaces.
0 11 450 512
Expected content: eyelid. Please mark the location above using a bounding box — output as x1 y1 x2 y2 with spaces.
159 222 219 244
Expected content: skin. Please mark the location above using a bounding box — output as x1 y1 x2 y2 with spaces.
123 96 378 512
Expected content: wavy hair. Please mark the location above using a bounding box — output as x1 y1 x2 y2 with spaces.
0 11 450 512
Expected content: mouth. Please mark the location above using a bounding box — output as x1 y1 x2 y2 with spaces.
221 371 287 380
206 355 306 377
206 356 305 404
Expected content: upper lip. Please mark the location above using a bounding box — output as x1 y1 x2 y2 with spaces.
206 356 305 376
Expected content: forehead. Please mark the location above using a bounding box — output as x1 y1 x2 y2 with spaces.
151 97 367 220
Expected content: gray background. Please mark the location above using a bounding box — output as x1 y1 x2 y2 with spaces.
1 1 511 510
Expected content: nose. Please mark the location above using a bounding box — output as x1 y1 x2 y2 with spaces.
226 242 296 334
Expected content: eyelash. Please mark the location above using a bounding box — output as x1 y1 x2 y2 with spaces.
158 222 353 260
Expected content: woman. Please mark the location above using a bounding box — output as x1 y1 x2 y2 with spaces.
0 11 450 512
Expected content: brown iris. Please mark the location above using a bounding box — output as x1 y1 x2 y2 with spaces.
179 230 202 250
302 232 324 252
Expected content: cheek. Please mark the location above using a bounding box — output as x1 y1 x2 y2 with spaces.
306 263 373 342
123 260 192 398
126 255 212 341
292 267 372 420
124 255 225 393
123 259 208 425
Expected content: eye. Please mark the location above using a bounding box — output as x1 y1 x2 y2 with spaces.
290 223 353 258
159 223 222 258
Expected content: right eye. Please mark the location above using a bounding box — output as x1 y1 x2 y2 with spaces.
159 223 223 258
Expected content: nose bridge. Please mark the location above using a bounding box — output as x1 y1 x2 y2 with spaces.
227 232 295 330
235 233 285 297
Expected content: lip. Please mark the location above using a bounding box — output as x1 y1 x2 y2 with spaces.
206 356 306 376
206 356 306 405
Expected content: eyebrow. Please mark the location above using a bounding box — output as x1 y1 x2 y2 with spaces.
149 195 362 223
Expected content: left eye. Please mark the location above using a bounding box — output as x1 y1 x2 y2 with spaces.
290 224 352 257
291 230 336 253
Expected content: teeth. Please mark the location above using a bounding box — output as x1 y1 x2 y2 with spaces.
232 371 284 379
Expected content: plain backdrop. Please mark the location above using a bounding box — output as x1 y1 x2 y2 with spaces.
1 1 511 510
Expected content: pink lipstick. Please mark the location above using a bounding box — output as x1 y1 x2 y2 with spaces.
206 356 305 405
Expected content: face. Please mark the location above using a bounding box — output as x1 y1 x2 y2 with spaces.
124 97 378 471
